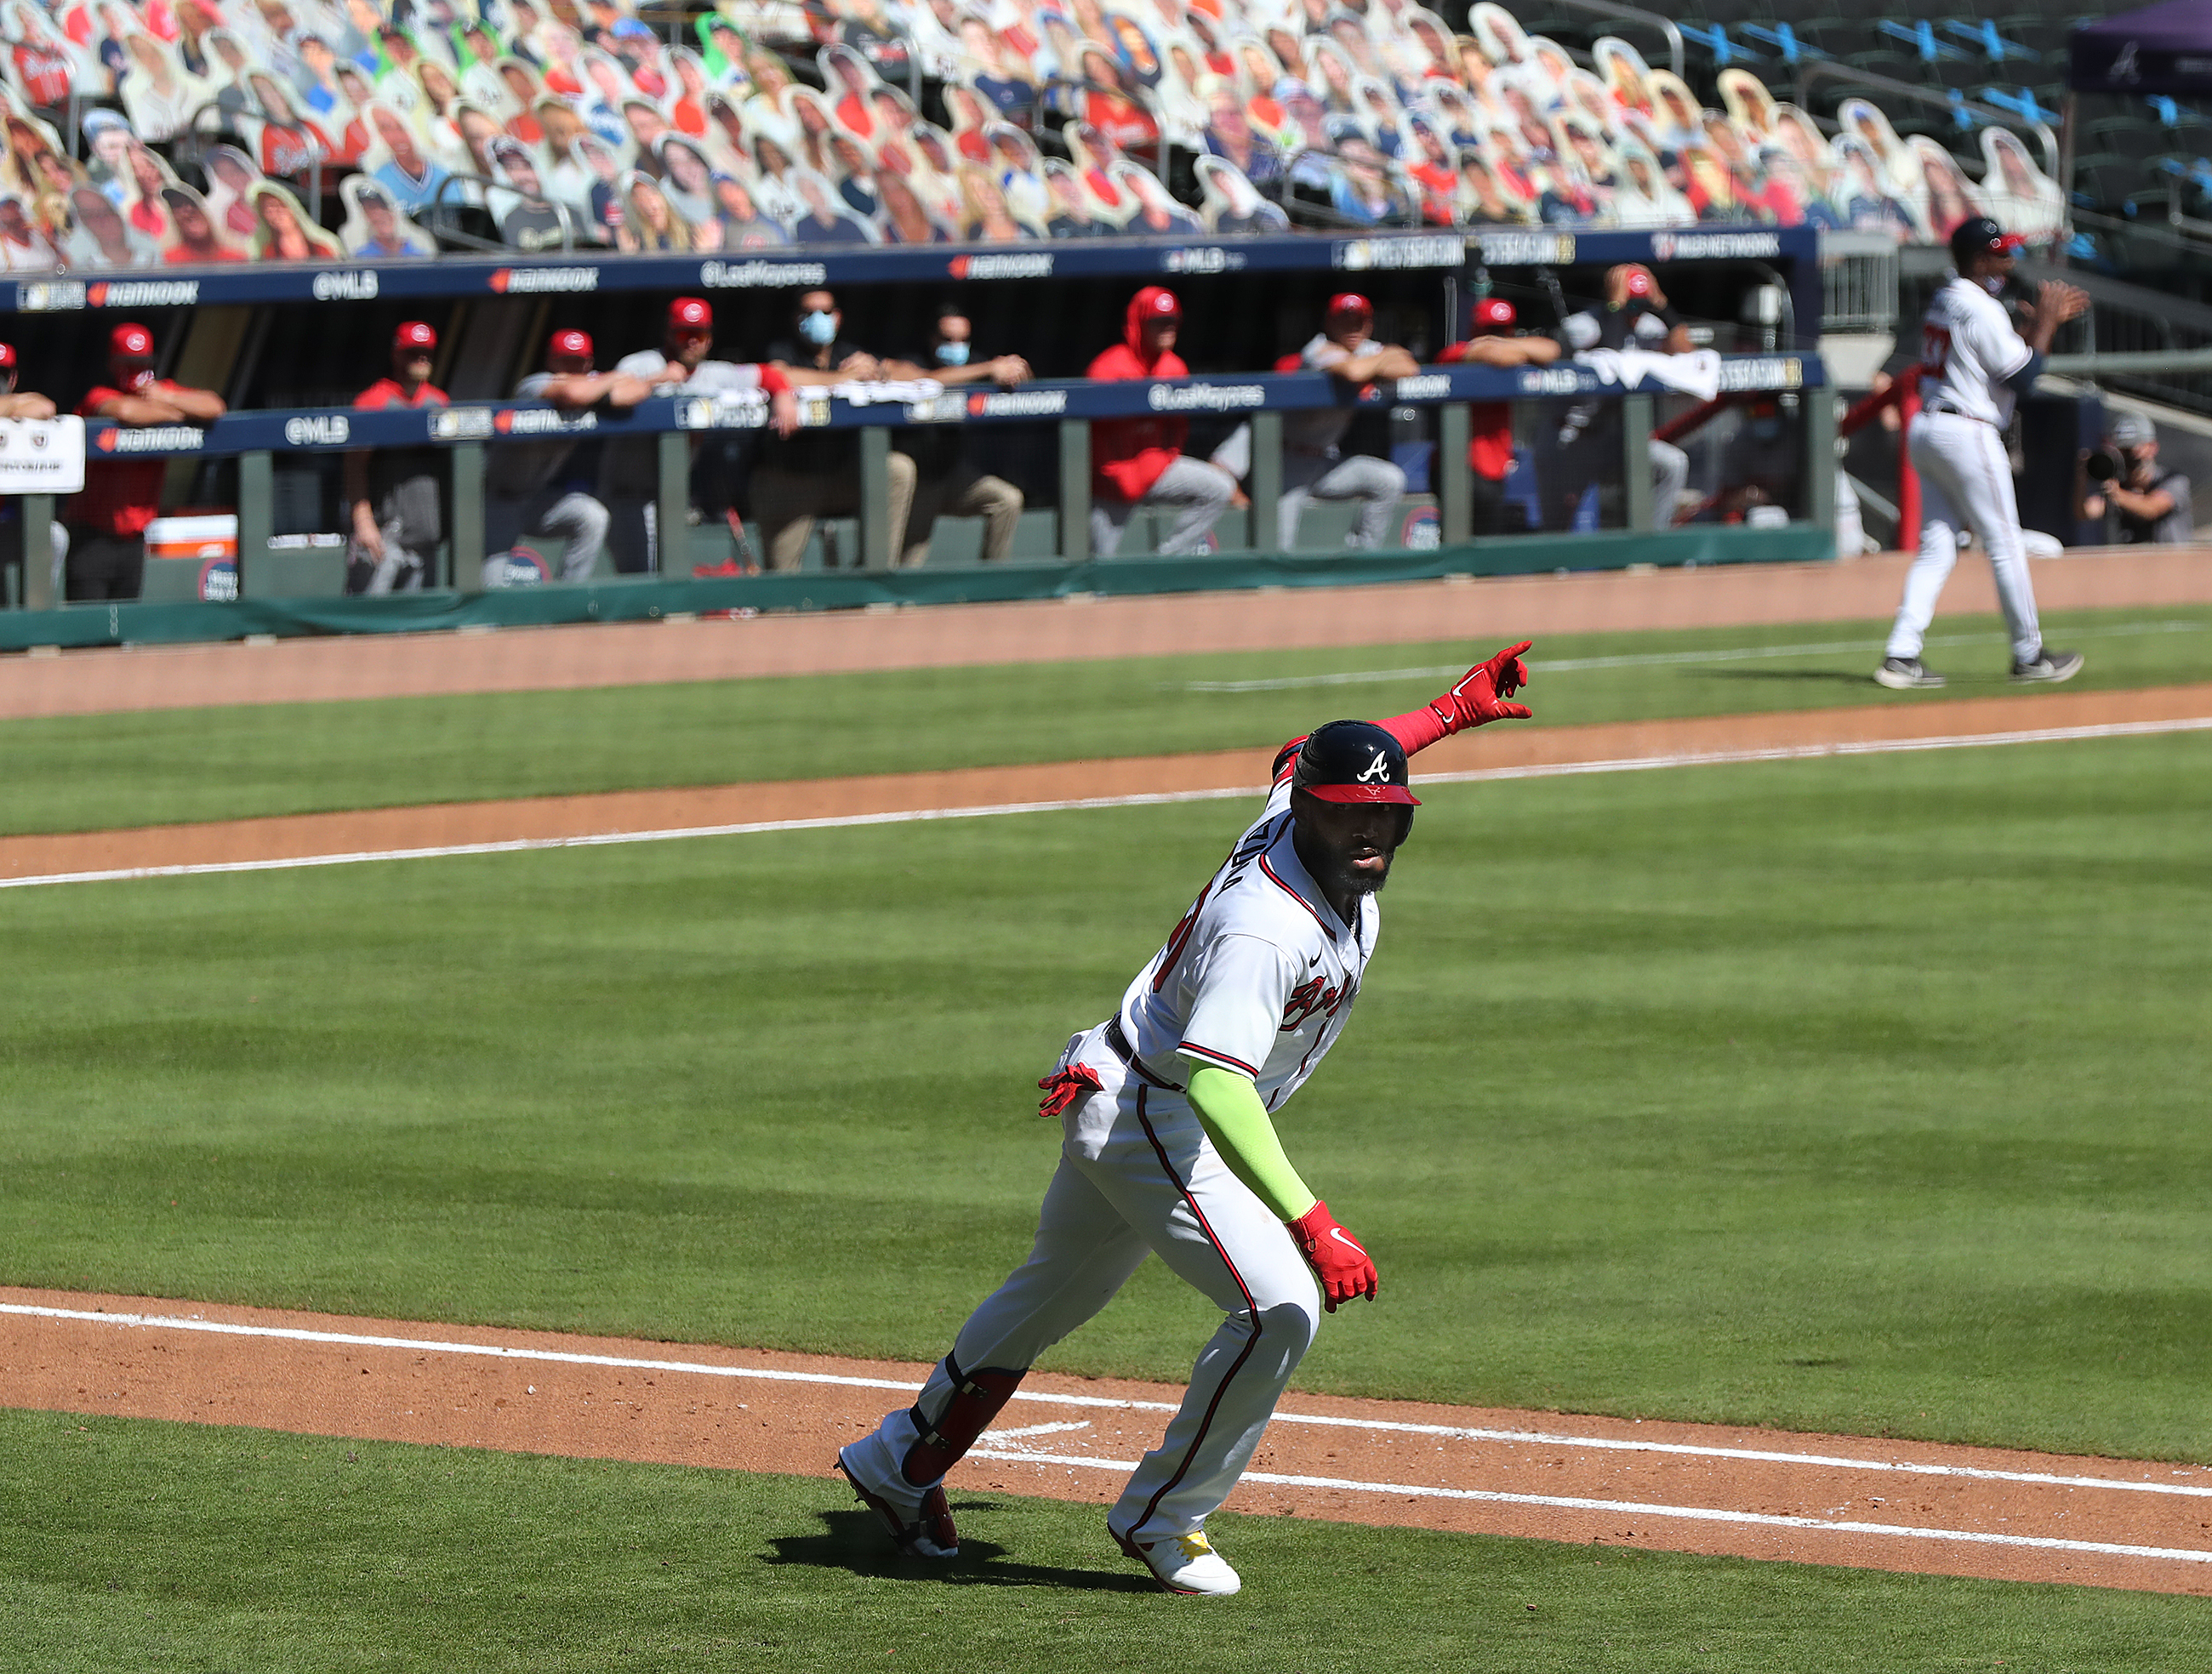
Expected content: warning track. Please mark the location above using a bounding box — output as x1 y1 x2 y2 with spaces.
4 1289 2207 1596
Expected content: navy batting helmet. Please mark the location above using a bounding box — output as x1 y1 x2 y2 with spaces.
1948 215 2022 268
1291 720 1420 806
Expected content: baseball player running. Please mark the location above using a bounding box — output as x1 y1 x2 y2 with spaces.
1877 217 2089 690
835 644 1535 1595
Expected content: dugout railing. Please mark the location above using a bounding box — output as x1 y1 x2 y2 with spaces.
2 352 1833 649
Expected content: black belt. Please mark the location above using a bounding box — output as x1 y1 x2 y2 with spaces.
1927 401 1995 424
1104 1016 1183 1091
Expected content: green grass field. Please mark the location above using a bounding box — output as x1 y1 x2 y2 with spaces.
0 605 2203 835
8 1409 2206 1674
8 612 2210 1660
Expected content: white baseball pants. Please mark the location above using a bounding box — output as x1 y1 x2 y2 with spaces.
1886 412 2043 664
866 1030 1323 1543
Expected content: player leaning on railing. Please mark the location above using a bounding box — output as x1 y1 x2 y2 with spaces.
835 642 1535 1596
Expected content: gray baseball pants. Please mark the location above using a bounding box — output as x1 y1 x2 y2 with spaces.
1278 452 1405 549
1091 456 1238 556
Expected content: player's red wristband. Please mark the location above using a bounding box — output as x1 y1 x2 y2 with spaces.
757 364 790 396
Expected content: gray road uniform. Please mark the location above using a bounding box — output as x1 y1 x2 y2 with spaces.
1280 333 1406 549
599 354 772 573
482 370 613 585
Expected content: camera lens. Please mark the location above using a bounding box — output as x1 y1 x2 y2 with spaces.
2084 448 2121 483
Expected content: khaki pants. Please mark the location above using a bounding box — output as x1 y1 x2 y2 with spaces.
900 460 1023 567
750 453 917 571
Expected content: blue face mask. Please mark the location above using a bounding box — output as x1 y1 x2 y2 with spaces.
935 341 971 367
799 310 837 346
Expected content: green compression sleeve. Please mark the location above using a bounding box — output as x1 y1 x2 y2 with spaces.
1185 1066 1319 1221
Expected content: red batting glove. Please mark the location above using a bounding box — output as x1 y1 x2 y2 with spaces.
1429 641 1534 732
1286 1199 1378 1313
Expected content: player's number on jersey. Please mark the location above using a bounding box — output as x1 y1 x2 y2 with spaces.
1922 325 1953 377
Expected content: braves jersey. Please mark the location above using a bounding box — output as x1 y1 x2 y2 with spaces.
1116 761 1375 1113
1918 276 2034 429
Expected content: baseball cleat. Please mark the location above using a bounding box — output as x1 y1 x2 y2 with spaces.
1875 656 1945 690
835 1446 959 1558
1111 1523 1242 1596
2011 646 2084 684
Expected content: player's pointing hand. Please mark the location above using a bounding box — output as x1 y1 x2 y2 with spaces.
1431 641 1535 732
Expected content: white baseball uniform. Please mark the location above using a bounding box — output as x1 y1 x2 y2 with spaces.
1886 275 2045 665
845 753 1366 1544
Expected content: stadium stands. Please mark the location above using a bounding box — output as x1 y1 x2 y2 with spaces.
1 0 2191 278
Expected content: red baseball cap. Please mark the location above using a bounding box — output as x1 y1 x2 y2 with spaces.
394 321 436 353
110 322 155 360
1472 297 1517 332
1141 287 1180 317
0 343 14 369
1623 268 1653 297
667 296 713 332
1325 292 1373 322
549 327 593 362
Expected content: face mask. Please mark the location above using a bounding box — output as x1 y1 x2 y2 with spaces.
934 341 970 367
799 310 837 346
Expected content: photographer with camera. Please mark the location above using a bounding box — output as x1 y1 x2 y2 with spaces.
2083 411 2192 545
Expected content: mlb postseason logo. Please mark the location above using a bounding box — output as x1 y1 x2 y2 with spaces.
1474 232 1576 266
16 281 88 312
430 408 497 441
1336 234 1465 270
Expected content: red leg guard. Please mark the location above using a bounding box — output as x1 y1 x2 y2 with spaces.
900 1356 1028 1485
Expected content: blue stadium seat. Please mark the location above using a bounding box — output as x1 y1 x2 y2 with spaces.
1877 20 1971 63
1940 18 2039 65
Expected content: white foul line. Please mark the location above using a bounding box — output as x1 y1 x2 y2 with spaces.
2 715 2209 894
969 1447 2212 1567
1176 619 2207 691
9 1301 2209 1534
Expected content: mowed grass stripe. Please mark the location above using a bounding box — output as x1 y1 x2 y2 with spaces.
4 735 2207 1459
5 709 2210 891
12 1413 2210 1674
0 606 2206 836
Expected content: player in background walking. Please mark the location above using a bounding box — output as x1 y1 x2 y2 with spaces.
1087 287 1238 556
1275 293 1410 551
1877 218 2089 689
345 322 449 595
834 643 1536 1596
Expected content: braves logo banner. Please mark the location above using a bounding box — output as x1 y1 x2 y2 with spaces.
0 416 84 493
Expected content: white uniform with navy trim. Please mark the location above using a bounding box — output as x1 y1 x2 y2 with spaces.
1886 275 2046 665
868 759 1352 1544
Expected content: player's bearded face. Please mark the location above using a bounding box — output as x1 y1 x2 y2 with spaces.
1296 797 1407 897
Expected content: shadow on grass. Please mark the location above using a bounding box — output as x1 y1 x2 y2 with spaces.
765 1504 1156 1594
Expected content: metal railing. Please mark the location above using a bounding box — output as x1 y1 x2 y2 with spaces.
1548 0 1686 79
1819 231 1901 337
422 171 584 255
1795 61 2061 184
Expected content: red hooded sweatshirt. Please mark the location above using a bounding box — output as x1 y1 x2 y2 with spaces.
1087 286 1189 503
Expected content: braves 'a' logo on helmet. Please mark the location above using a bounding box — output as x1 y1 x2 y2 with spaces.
1354 748 1392 784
